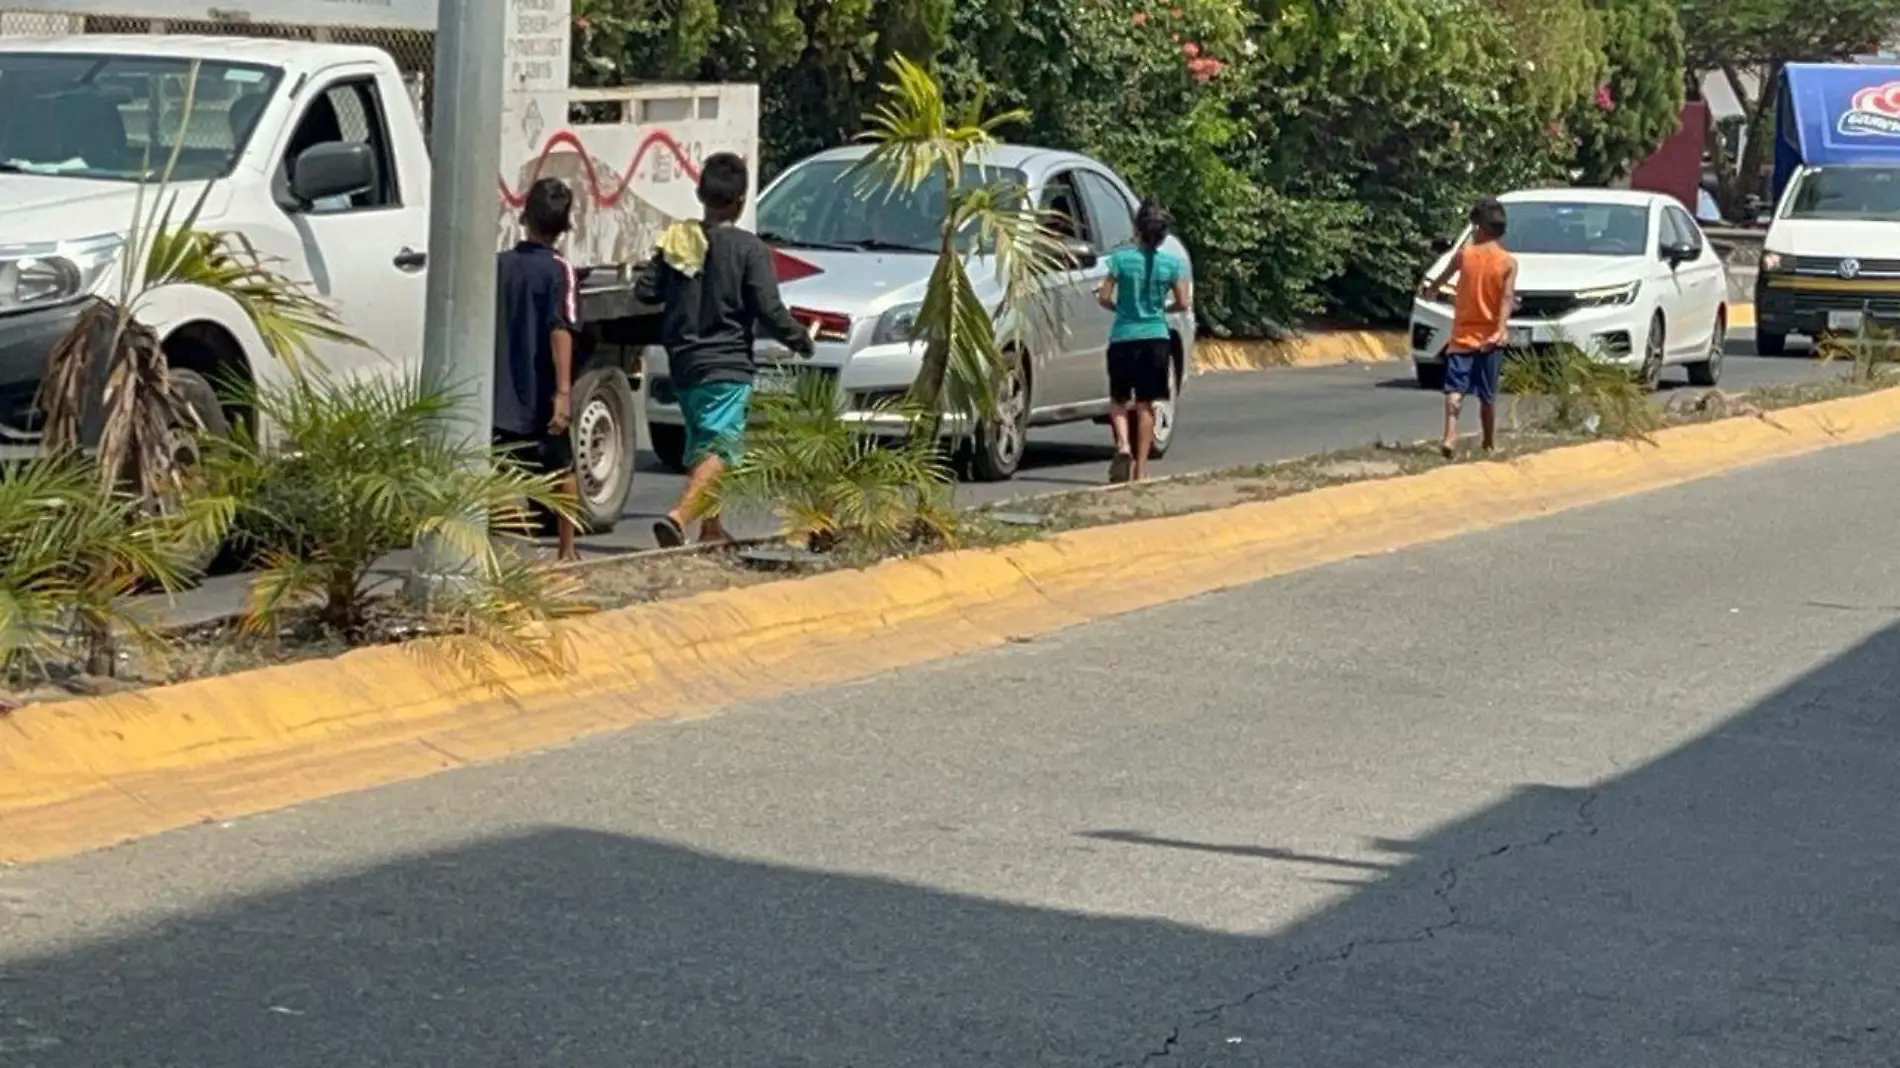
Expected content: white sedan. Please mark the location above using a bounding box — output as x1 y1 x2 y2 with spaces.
1409 189 1731 390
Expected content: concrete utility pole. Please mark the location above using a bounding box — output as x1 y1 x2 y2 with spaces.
412 0 507 594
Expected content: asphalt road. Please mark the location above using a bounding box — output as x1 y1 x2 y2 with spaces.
9 431 1899 1065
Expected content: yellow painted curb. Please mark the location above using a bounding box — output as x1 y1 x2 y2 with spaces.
4 385 1898 864
1731 303 1756 329
1195 331 1408 373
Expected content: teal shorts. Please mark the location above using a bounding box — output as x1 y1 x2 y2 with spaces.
678 380 752 466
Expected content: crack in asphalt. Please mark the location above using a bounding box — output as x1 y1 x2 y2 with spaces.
1118 788 1603 1066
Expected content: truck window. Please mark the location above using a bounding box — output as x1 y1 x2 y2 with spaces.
1784 166 1900 222
0 52 280 182
283 78 400 213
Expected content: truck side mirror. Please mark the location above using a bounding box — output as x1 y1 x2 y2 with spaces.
1061 238 1099 271
289 142 375 209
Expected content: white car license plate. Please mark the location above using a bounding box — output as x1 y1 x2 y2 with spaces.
1828 310 1866 333
1507 326 1533 348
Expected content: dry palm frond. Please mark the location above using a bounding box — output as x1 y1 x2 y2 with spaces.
38 59 363 506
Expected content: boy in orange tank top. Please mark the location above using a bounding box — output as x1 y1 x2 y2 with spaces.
1426 197 1517 457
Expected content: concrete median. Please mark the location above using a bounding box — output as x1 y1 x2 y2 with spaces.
3 380 1896 865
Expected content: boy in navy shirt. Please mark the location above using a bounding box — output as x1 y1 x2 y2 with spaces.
494 177 581 562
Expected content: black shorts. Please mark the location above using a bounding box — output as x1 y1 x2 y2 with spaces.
1106 338 1173 404
493 428 573 476
494 428 574 536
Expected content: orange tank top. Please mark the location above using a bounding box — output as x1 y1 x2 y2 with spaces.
1449 241 1515 351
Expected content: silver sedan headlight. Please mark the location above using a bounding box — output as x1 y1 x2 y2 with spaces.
0 233 124 313
871 301 924 347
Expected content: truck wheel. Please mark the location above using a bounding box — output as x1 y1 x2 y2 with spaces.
649 423 688 473
569 367 637 534
1416 362 1446 390
1756 330 1789 357
164 368 230 574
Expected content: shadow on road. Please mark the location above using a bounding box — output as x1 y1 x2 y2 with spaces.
3 623 1896 1065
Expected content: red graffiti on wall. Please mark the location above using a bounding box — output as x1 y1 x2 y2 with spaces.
497 128 702 210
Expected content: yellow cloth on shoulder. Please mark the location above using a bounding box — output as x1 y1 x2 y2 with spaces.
657 221 708 278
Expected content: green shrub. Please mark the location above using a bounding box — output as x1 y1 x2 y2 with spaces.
0 452 193 681
712 370 957 553
1501 344 1661 441
197 373 586 674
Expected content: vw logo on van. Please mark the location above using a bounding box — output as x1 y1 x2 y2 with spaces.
1840 258 1862 279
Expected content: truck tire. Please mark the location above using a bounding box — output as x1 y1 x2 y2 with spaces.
649 422 688 473
165 368 231 574
569 366 637 534
1756 330 1789 357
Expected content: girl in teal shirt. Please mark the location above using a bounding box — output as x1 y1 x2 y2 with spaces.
1095 200 1191 483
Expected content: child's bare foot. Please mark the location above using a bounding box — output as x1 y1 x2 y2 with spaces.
1439 441 1456 460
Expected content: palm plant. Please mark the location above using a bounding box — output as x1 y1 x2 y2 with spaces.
850 54 1070 440
39 61 357 504
712 370 957 553
0 451 192 681
1500 342 1660 442
195 372 587 675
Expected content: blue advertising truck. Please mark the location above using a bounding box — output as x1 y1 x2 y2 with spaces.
1755 63 1900 355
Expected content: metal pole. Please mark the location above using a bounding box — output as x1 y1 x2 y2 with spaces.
411 0 506 596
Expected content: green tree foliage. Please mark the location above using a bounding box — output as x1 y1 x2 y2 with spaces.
572 0 952 168
576 0 1688 333
1679 0 1900 210
1569 0 1687 186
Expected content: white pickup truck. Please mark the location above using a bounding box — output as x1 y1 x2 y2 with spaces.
0 0 758 532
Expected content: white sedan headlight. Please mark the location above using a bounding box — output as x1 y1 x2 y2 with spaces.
1575 280 1641 308
0 233 123 313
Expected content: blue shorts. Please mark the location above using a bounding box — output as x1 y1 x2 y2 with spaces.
678 380 752 466
1443 348 1503 403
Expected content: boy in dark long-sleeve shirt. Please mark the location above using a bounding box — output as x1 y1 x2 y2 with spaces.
637 151 813 546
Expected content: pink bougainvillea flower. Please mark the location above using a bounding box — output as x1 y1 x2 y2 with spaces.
1548 121 1565 137
1182 40 1201 57
1595 85 1614 110
1131 9 1149 25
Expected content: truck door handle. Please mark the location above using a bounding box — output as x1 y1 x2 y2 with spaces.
394 248 428 270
